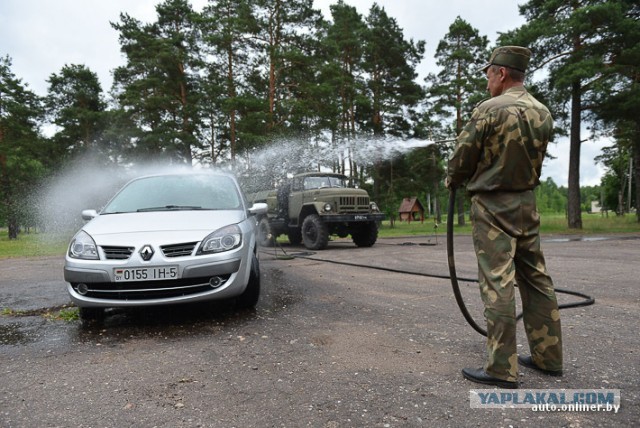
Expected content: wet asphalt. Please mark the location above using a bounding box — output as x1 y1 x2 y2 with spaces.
1 233 639 427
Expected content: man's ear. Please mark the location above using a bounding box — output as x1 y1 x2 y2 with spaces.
499 67 508 81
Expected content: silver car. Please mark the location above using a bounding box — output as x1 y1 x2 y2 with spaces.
64 172 268 321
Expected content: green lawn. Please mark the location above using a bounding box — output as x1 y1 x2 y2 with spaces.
0 230 70 259
379 212 640 237
1 213 638 259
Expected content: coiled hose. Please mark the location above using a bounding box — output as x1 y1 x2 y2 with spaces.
446 188 595 337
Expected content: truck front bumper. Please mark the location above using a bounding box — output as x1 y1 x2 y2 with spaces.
320 213 386 223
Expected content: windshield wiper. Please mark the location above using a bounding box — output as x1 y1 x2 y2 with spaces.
101 211 133 215
137 205 204 212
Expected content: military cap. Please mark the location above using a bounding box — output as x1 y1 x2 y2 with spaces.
478 46 531 73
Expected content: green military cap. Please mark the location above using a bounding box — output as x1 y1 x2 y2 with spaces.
478 46 531 73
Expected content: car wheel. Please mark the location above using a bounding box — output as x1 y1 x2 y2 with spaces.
301 214 329 250
79 307 105 322
352 221 378 247
236 252 260 309
257 217 274 247
287 228 302 245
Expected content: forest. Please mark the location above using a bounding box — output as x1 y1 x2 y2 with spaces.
1 0 638 239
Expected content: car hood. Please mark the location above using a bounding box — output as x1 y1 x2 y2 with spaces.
82 210 247 245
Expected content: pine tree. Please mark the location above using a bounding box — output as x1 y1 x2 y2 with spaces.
111 0 203 164
46 64 106 158
361 4 425 202
200 0 259 164
425 16 489 226
362 4 425 137
500 0 639 228
0 56 45 239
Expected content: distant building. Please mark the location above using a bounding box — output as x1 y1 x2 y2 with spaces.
591 201 602 213
398 197 425 223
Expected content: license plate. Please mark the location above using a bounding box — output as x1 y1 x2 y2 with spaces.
114 266 179 282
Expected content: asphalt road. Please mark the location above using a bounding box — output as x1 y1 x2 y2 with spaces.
1 233 638 427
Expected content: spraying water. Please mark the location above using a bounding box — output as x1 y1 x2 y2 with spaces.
237 136 439 191
35 136 441 238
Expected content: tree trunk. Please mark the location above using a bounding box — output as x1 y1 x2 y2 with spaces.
567 80 583 229
635 133 640 222
228 46 237 162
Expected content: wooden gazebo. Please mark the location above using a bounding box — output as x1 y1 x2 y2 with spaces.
398 197 425 223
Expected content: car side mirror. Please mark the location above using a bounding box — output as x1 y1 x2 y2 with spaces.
81 209 98 221
248 203 268 216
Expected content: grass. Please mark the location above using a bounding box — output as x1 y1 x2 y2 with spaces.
0 229 70 259
1 305 79 322
1 212 638 259
378 212 640 237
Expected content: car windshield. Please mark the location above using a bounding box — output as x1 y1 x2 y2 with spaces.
102 174 242 214
303 176 347 190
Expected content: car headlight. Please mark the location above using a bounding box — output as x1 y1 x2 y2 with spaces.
370 202 380 212
68 230 99 260
198 224 242 254
323 203 333 212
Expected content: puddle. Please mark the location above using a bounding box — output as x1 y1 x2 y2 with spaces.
0 265 304 349
544 237 607 243
0 323 34 345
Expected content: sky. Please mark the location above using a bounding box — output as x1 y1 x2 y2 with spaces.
1 0 608 187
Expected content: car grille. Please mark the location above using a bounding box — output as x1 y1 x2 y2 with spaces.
102 246 134 260
74 275 232 300
338 196 370 213
161 242 198 258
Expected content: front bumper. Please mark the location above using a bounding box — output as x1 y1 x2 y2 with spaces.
65 255 251 308
319 213 386 223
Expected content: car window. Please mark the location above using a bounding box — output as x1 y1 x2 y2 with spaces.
102 175 242 213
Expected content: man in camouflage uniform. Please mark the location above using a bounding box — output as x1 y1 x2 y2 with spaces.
446 46 563 389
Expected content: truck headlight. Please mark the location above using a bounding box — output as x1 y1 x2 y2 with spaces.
198 224 242 254
370 202 380 212
323 203 333 212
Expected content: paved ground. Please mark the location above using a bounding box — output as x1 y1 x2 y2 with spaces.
0 233 638 427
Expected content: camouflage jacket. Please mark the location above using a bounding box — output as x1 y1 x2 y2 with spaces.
447 86 553 193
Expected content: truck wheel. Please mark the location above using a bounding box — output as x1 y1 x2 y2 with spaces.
257 218 274 247
236 252 260 309
301 214 329 250
352 221 378 247
287 228 302 246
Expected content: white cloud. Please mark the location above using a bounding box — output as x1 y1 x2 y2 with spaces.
543 137 610 187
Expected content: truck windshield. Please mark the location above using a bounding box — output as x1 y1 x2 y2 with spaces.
303 176 347 189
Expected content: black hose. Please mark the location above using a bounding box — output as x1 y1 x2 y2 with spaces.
446 188 595 337
447 188 487 336
260 190 594 338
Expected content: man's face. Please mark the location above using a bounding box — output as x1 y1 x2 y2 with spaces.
485 66 504 97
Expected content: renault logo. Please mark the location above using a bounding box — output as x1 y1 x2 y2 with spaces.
139 245 154 261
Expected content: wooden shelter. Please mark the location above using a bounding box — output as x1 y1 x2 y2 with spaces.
398 197 425 223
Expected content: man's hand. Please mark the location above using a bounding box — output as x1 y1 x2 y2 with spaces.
444 176 453 189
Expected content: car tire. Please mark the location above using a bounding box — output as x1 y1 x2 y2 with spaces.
79 307 105 322
301 214 329 250
257 217 274 247
236 252 260 309
352 221 378 247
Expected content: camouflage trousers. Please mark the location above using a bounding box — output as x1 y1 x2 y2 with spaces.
470 190 562 382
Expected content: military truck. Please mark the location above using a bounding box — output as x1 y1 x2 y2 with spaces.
250 172 385 250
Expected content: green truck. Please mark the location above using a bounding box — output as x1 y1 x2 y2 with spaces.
250 172 385 250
